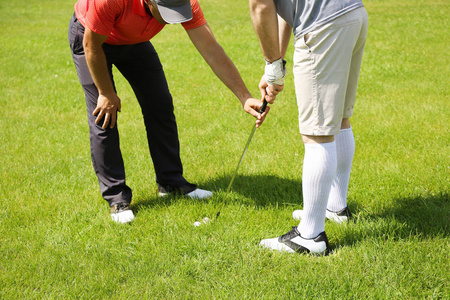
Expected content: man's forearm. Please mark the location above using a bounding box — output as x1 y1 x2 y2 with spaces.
278 16 292 59
249 0 280 62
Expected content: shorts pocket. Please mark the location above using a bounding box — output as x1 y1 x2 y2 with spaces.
295 32 313 54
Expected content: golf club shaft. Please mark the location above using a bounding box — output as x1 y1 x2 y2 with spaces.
216 100 268 219
226 99 267 193
225 123 256 193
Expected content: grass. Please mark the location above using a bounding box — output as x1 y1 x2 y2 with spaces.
0 0 449 298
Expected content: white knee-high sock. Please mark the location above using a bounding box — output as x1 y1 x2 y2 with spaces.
298 142 337 239
327 127 355 212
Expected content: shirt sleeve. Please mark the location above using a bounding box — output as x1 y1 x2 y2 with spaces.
182 0 207 30
84 0 124 36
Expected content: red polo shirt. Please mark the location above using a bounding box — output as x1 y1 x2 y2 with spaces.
74 0 207 45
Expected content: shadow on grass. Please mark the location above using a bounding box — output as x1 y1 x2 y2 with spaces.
132 175 449 246
132 174 303 214
337 192 449 247
207 174 303 207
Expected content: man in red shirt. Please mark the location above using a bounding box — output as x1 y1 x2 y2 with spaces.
68 0 268 223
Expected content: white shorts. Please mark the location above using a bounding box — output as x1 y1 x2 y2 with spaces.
293 7 368 136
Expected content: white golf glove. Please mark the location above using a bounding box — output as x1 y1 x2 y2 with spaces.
264 58 287 86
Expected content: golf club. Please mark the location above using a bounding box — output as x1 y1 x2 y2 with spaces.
215 99 268 220
192 100 268 227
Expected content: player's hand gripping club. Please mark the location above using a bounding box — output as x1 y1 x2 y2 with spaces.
259 57 286 103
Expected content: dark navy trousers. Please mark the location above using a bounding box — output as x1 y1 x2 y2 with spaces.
68 14 188 206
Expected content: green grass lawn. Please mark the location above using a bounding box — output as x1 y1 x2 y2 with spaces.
0 0 448 298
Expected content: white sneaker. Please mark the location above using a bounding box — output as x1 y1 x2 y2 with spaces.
158 182 213 199
110 203 135 224
260 227 329 255
292 210 304 221
292 207 352 224
186 188 213 199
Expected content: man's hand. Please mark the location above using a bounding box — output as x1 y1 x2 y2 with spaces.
259 75 284 104
93 93 122 129
243 98 271 128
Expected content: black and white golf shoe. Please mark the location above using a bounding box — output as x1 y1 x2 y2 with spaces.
292 207 352 224
260 227 330 255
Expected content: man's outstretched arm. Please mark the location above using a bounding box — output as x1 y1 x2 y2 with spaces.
186 23 270 127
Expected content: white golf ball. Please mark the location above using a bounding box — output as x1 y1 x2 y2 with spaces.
202 217 211 224
193 221 201 227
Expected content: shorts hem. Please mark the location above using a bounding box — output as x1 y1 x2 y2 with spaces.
299 126 341 136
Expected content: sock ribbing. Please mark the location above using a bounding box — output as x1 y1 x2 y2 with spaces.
298 142 337 238
327 127 355 212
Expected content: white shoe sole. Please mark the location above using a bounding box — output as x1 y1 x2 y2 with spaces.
260 238 295 253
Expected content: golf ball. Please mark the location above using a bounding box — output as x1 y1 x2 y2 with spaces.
202 217 211 224
193 221 201 227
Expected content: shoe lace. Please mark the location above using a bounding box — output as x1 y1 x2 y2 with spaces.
280 227 300 242
115 203 130 212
